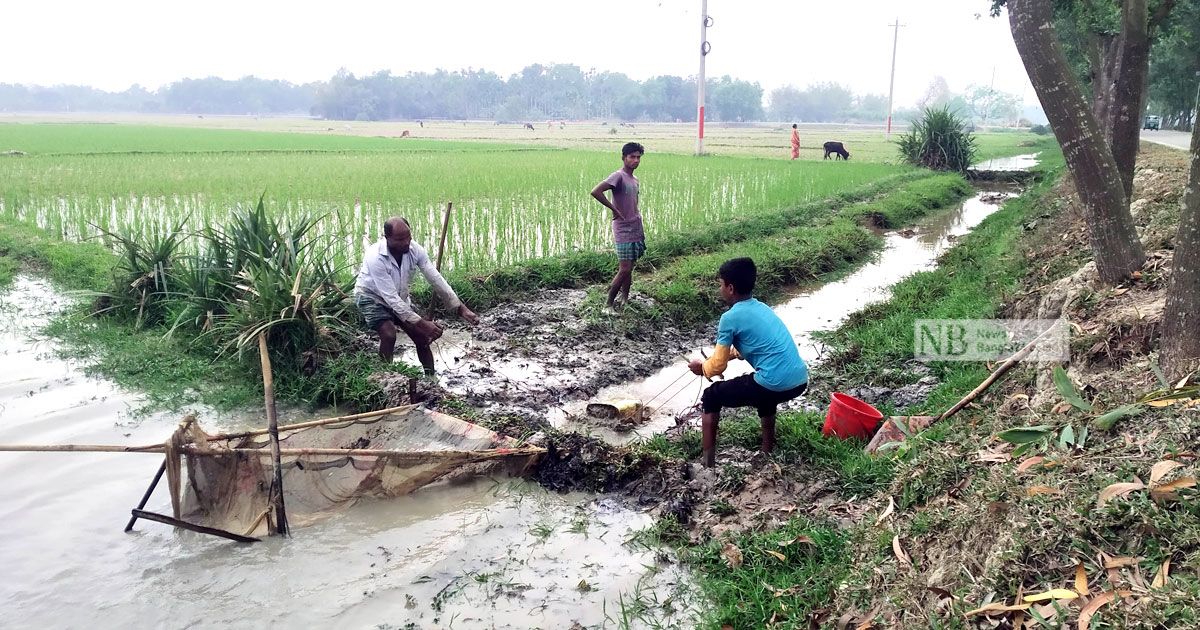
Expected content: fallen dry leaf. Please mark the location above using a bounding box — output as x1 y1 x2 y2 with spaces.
1027 485 1062 497
1174 373 1192 390
1077 591 1117 630
764 549 787 562
779 535 814 547
1032 602 1060 622
964 601 1031 617
892 535 912 566
1097 481 1146 508
1146 397 1188 408
1150 477 1197 502
875 496 895 526
1112 287 1130 296
1052 401 1073 414
1150 461 1184 485
1075 563 1090 597
1103 555 1140 569
1023 588 1079 602
1152 559 1171 589
977 449 1012 463
926 586 953 600
1016 456 1046 473
721 542 743 569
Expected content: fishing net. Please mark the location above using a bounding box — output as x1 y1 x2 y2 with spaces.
176 406 539 537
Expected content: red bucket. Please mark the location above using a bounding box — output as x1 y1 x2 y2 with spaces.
823 392 883 440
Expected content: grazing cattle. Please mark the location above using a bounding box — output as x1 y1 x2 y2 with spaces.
524 122 535 130
400 130 410 138
822 141 850 160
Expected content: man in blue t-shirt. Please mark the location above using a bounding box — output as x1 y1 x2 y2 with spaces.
688 257 809 467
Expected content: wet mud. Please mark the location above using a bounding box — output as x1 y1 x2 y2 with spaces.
394 185 1023 448
0 278 694 628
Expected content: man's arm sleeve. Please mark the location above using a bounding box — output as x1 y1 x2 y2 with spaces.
415 247 463 312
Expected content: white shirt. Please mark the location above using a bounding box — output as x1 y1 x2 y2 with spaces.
353 239 461 323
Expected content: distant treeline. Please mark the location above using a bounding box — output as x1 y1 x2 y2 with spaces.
0 64 898 124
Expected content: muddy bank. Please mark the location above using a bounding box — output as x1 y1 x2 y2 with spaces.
0 277 696 629
387 186 1024 449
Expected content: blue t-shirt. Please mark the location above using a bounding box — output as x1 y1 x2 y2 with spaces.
715 298 808 391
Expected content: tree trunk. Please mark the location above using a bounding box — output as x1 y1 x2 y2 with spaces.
1106 0 1151 200
1009 0 1146 285
1161 85 1200 382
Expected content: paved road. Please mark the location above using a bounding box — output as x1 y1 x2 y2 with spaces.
1142 130 1192 150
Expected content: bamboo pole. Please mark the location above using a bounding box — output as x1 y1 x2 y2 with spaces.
124 459 167 532
131 509 261 543
933 324 1062 423
435 201 453 271
205 404 419 442
257 332 289 537
0 443 163 453
0 443 546 458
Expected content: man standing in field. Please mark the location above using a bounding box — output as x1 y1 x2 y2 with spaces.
354 217 479 376
590 142 646 311
790 124 801 160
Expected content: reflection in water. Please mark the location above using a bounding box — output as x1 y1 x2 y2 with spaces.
973 153 1040 171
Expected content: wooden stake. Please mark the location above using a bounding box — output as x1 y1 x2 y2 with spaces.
131 509 260 543
257 332 289 537
124 459 167 532
435 201 453 271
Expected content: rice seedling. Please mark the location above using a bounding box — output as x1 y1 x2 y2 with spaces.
1 124 911 275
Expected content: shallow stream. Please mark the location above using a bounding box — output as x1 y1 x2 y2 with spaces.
0 278 691 628
0 155 1034 627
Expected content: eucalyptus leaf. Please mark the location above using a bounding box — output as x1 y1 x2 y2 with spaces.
999 425 1054 445
1058 424 1075 449
1053 365 1093 411
1094 404 1144 431
1150 359 1169 389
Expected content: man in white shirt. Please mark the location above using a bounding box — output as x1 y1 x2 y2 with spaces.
354 217 479 375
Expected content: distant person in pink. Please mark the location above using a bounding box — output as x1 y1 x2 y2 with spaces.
790 124 801 160
590 142 646 310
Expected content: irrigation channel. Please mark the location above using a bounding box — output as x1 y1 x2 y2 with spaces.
0 155 1035 628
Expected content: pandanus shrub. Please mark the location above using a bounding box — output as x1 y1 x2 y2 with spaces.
897 106 978 173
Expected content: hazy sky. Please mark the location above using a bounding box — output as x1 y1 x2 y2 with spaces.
5 0 1036 108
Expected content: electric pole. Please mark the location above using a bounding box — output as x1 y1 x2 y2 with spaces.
885 18 904 138
696 0 712 155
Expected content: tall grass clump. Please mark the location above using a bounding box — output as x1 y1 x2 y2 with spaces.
96 196 356 374
897 106 977 173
